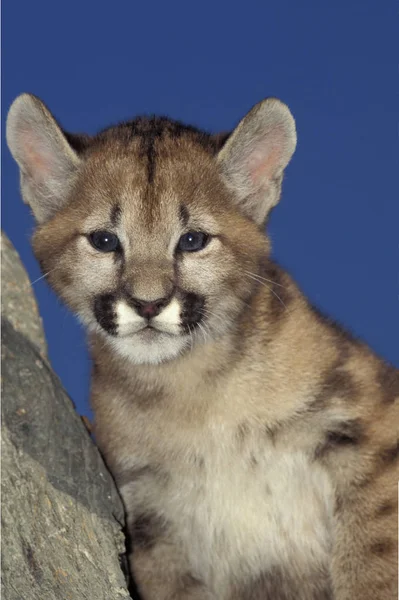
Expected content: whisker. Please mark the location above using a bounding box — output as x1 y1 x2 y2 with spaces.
244 273 287 312
187 324 194 353
197 322 210 343
244 270 286 289
30 270 53 286
199 308 225 326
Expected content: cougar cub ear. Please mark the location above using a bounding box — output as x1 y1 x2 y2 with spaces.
6 93 82 223
217 98 297 225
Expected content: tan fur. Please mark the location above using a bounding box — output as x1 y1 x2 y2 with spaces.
7 94 399 600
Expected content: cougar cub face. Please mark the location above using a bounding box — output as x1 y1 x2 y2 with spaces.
35 138 268 364
6 95 296 364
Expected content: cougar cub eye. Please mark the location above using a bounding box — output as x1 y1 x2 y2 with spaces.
177 231 209 252
89 231 120 253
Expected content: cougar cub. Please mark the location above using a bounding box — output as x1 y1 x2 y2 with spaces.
7 94 398 599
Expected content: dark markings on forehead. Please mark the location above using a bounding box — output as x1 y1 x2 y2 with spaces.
131 118 164 185
91 116 228 221
146 137 157 184
110 204 121 226
123 116 219 152
128 117 218 186
179 204 190 226
96 116 225 186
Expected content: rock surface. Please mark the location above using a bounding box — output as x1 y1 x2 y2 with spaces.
1 232 47 358
1 232 132 600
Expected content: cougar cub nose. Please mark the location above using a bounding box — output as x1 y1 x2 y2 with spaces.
131 297 169 319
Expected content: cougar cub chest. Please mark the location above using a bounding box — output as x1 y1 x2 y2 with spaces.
115 409 334 595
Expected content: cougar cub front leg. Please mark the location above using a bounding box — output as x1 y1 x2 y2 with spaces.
128 513 213 600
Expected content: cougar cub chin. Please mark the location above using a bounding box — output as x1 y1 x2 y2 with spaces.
7 94 398 600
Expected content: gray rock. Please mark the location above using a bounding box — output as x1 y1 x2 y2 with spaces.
1 232 132 600
1 232 47 358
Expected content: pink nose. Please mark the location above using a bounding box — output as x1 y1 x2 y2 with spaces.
140 302 158 318
131 297 168 319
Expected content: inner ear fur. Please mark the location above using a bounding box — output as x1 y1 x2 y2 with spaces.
217 97 297 226
6 93 83 223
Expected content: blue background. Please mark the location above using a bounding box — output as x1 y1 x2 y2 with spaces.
2 0 398 418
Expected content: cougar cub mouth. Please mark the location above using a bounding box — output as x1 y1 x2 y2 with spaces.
93 289 205 338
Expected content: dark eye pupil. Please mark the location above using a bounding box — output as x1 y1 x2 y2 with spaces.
178 231 208 252
89 231 120 252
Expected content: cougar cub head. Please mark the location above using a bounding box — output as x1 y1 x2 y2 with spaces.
6 94 296 364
